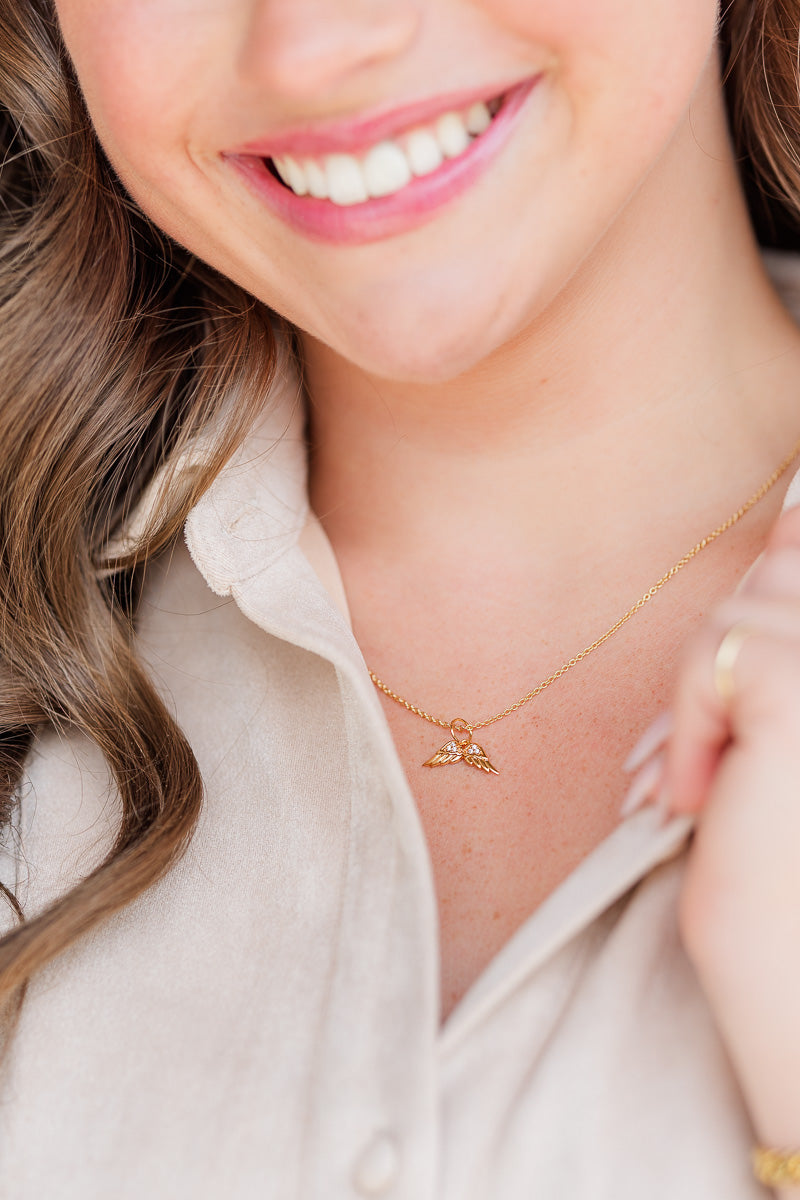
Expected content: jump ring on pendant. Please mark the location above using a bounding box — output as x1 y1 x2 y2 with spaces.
449 718 473 747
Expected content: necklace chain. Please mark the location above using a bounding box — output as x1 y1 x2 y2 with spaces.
369 439 800 742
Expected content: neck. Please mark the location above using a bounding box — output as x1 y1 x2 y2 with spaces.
304 64 800 578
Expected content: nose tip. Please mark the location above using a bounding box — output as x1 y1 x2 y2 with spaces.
240 1 421 99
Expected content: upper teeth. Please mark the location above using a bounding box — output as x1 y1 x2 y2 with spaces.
272 99 496 207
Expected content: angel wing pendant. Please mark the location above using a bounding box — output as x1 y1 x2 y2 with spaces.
423 721 499 775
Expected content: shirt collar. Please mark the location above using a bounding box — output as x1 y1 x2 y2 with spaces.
184 350 309 597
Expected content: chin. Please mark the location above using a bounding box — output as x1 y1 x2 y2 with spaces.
344 332 497 384
360 341 491 384
318 287 530 384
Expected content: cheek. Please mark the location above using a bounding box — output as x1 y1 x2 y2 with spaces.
488 0 718 57
54 1 227 192
53 0 306 327
524 0 722 224
487 0 719 121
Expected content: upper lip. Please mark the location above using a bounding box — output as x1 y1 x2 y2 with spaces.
227 76 533 160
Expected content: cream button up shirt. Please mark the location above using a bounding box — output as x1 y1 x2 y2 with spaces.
4 257 800 1198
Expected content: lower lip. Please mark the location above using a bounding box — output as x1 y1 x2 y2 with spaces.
225 77 539 246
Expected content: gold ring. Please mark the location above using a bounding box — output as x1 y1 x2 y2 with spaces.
713 621 759 706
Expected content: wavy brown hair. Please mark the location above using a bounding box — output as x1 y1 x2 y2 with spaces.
723 0 800 247
0 0 280 1027
0 0 798 1019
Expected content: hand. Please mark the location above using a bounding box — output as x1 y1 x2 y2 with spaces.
626 504 800 1153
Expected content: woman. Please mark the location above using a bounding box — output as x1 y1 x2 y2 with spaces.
1 0 800 1194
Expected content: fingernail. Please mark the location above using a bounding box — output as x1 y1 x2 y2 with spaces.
619 750 666 818
654 784 673 827
623 711 674 775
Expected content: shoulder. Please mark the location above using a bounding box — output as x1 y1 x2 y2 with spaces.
9 726 117 927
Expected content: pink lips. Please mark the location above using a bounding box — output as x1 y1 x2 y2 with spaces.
225 77 539 246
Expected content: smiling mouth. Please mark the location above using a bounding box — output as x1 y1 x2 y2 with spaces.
263 92 506 207
227 78 538 244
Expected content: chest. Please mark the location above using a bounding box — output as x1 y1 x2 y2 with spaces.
337 506 780 1023
377 646 673 1023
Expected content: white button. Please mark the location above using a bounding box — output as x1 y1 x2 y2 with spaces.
352 1132 400 1196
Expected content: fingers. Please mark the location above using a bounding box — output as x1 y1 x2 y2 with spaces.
619 748 667 818
740 541 800 601
763 500 800 554
621 505 800 820
668 593 800 814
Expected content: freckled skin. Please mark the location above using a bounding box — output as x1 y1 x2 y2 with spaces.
54 0 718 383
51 0 800 1033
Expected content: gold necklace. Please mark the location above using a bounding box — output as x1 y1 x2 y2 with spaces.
368 439 800 775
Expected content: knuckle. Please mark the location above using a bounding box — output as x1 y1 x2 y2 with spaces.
746 545 800 598
678 600 748 673
767 503 800 551
738 639 800 731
